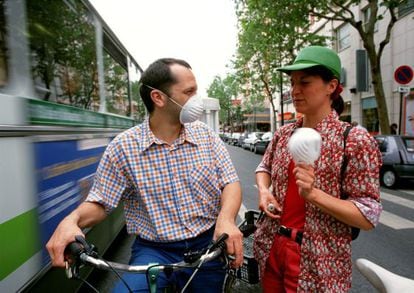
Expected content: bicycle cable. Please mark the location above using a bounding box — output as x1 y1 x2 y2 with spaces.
180 233 228 293
97 256 133 293
72 236 133 293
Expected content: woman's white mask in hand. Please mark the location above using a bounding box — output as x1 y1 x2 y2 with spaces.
288 127 322 165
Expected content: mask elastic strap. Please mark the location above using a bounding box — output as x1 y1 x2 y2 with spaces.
143 84 183 109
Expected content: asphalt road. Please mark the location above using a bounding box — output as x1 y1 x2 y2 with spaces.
84 143 414 292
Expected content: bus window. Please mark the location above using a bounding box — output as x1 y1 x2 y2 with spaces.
129 60 146 122
103 49 129 116
26 0 99 110
0 0 8 87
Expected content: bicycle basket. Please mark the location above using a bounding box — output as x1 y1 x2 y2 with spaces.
228 210 261 284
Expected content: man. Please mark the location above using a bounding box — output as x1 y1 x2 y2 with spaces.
46 58 243 292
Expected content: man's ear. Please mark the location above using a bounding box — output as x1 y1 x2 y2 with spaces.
151 90 167 108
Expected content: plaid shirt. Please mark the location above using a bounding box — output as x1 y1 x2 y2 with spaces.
86 118 239 242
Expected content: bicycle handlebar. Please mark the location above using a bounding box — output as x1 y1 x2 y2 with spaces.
64 233 229 278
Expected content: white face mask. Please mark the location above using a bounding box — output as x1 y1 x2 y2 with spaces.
170 94 204 124
287 127 322 165
144 84 204 124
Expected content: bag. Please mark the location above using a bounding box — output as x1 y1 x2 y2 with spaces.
340 125 360 240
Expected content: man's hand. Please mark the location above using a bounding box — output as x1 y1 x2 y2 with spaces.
46 202 106 267
46 216 84 267
214 219 243 268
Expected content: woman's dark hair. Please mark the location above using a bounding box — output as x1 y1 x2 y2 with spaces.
139 58 191 113
302 65 344 115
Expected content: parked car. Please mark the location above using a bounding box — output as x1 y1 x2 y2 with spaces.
236 133 247 147
253 131 273 154
229 132 242 145
242 132 264 151
374 135 414 188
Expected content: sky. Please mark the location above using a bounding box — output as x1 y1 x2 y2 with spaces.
89 0 238 96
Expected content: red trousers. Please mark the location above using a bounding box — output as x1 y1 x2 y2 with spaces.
261 234 301 293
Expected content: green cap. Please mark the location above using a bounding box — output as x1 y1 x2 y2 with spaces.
277 46 341 79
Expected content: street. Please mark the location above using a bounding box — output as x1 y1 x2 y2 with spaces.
86 144 414 292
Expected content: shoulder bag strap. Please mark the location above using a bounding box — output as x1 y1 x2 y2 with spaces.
340 126 352 200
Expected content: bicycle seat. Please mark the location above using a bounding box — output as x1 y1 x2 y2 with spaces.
356 258 414 293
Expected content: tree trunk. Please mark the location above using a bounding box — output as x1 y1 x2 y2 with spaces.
365 45 390 134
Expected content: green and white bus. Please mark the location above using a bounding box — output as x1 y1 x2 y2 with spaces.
0 0 145 291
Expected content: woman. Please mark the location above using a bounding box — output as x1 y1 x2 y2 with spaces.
253 46 382 292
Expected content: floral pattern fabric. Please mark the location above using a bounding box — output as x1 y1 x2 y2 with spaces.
254 111 382 292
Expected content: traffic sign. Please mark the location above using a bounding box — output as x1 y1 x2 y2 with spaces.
394 65 413 85
398 86 410 93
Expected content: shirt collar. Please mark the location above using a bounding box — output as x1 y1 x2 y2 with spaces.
292 110 339 133
140 118 199 152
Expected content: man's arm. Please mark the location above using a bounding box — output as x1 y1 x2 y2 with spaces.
46 201 107 267
215 181 243 268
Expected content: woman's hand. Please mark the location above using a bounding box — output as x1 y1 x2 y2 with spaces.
293 163 317 201
258 188 281 219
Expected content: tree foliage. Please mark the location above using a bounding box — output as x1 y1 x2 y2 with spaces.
232 0 403 133
207 74 244 131
233 0 327 129
27 0 98 107
306 0 401 133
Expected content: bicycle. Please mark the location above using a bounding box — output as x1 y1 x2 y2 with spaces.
65 233 229 293
64 210 263 293
356 258 414 293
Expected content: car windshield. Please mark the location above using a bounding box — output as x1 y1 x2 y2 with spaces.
375 137 388 152
403 137 414 152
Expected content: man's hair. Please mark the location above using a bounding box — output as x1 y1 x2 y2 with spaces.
139 58 191 113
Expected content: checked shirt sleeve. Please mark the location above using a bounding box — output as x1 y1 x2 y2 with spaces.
212 133 239 190
86 141 131 214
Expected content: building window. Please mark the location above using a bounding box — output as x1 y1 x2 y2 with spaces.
336 24 350 51
398 0 414 17
362 97 379 134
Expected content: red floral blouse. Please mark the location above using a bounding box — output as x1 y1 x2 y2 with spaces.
254 111 382 292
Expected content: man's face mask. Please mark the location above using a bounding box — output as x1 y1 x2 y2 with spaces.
145 85 204 124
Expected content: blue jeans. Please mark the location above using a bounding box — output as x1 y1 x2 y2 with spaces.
112 227 226 292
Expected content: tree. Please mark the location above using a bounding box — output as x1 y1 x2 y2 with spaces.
307 0 402 134
233 0 327 130
234 0 403 134
207 74 241 132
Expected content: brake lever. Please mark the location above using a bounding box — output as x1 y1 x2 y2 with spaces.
208 233 229 252
64 236 97 279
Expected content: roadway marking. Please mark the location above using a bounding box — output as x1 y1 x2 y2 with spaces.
379 210 414 230
381 191 414 209
399 189 414 196
379 191 414 229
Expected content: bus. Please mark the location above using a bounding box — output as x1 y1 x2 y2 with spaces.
0 0 146 291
